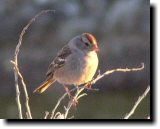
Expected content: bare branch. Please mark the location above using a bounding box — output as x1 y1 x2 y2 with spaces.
14 10 55 60
50 63 145 119
11 60 32 119
11 9 146 119
11 10 55 119
14 74 23 119
54 112 65 119
92 63 144 84
64 87 85 119
26 112 30 119
124 86 150 119
50 87 77 119
50 92 68 119
44 111 49 119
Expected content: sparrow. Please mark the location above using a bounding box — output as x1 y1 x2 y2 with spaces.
34 33 99 93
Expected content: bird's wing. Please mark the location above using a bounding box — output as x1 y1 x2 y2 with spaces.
46 45 72 79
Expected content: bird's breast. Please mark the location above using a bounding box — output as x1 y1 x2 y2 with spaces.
55 51 98 85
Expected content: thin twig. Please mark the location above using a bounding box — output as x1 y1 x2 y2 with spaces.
12 50 23 119
64 87 85 119
64 63 144 119
44 111 49 119
11 9 146 119
54 112 65 119
14 72 23 119
11 60 32 119
50 63 145 119
92 63 144 84
124 86 150 119
15 10 55 59
64 101 73 119
11 9 55 119
50 87 77 119
26 112 30 119
50 92 68 119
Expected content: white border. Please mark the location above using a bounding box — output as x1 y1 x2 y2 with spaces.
0 1 156 128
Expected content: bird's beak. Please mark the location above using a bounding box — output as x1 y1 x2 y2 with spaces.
93 46 99 53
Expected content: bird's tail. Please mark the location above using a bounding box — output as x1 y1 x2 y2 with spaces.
33 79 55 93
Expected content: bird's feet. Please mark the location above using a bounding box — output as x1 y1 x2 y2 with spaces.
63 85 72 98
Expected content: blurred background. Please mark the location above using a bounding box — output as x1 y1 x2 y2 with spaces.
0 0 150 119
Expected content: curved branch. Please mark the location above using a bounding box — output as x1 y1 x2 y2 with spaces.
92 63 144 84
50 63 145 119
11 10 55 119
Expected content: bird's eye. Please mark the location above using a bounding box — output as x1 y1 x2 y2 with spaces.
84 42 90 47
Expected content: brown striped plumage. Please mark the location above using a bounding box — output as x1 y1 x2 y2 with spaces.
34 33 99 93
